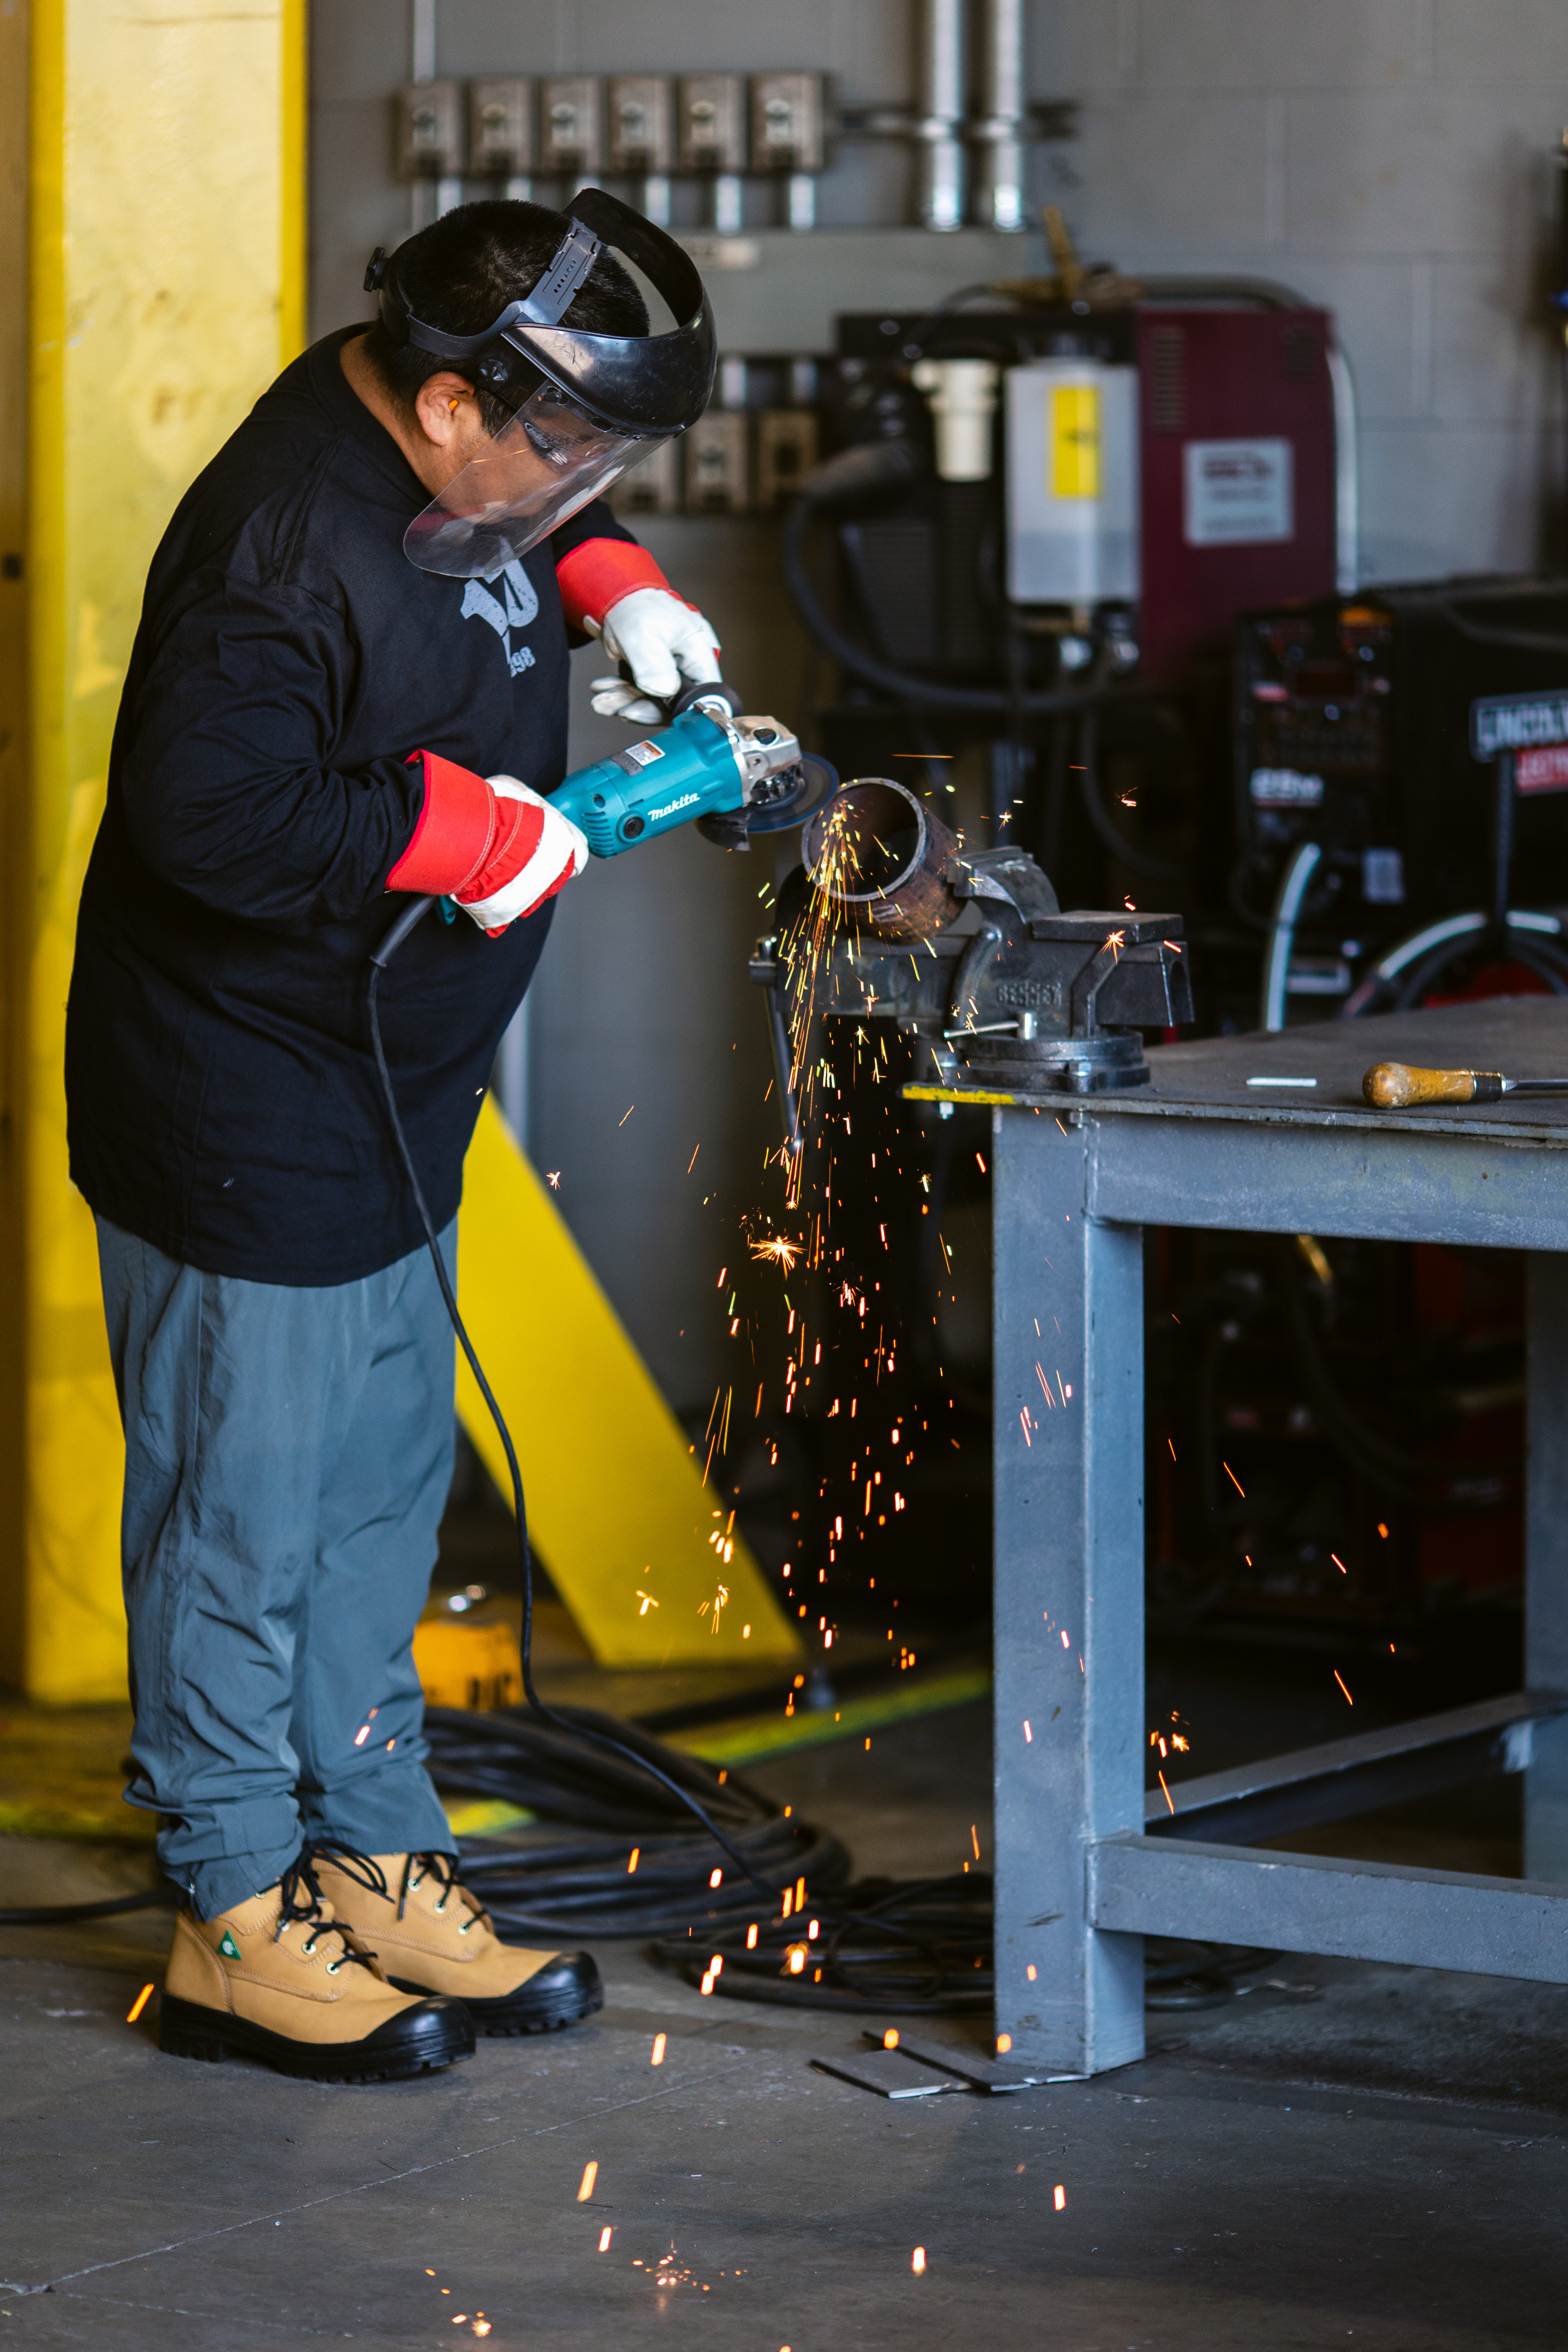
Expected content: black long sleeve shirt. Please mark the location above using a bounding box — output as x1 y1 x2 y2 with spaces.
66 326 634 1285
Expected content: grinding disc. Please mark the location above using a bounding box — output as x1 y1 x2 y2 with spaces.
743 753 840 836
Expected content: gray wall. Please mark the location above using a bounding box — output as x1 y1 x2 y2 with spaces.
1041 0 1568 584
307 0 1568 1409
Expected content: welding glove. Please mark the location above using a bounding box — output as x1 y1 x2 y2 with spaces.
457 777 589 935
387 752 587 936
587 588 723 724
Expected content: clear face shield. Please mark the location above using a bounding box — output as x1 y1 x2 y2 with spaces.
402 383 674 582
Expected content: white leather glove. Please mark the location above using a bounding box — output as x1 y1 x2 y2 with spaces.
588 587 723 723
455 775 589 934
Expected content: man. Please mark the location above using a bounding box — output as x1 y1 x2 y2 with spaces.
64 195 721 2082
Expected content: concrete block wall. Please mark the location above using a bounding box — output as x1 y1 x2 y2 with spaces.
306 0 1568 1411
310 0 922 338
1039 0 1568 582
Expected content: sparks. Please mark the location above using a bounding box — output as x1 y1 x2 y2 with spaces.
126 1983 155 2024
750 1233 801 1271
577 2161 599 2201
546 1170 562 1188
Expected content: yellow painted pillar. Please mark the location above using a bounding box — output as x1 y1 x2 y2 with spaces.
2 0 306 1700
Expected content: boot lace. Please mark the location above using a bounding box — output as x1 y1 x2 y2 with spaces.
275 1845 386 1975
400 1851 490 1937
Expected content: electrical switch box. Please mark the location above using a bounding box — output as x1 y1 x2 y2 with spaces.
395 81 464 181
1005 360 1139 604
684 412 750 513
678 75 747 174
757 411 820 508
540 76 601 178
749 73 825 173
469 79 532 179
608 76 675 175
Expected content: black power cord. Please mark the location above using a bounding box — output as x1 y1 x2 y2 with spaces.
366 896 800 1917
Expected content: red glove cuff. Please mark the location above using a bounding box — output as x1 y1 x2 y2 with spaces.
387 751 495 894
454 796 547 908
554 537 671 633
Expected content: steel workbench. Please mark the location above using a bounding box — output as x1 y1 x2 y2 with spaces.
967 997 1568 2079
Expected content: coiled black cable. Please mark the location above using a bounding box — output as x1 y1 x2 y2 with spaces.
651 1873 994 2014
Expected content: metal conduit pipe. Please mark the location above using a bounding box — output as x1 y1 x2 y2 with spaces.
914 0 965 231
971 0 1025 231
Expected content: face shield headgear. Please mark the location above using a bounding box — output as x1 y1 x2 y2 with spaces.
367 191 716 581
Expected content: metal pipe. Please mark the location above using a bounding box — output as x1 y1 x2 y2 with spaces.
409 0 462 222
971 0 1025 231
913 0 965 231
804 779 967 941
1325 342 1359 594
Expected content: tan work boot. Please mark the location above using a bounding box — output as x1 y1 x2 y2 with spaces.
315 1850 603 2037
159 1857 474 2083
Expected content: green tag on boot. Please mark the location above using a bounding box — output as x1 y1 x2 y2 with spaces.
218 1929 242 1959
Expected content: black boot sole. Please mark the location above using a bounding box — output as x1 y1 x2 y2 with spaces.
158 1991 475 2082
389 1953 605 2038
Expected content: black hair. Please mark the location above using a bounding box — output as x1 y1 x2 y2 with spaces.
358 198 650 431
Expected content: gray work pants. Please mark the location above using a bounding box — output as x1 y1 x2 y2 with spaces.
96 1216 459 1919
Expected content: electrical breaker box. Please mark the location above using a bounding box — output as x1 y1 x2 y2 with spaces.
1138 308 1336 680
1005 360 1139 605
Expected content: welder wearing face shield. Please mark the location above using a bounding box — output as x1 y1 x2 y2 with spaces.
63 195 720 2083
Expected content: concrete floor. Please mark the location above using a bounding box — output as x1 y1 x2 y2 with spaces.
2 1700 1565 2350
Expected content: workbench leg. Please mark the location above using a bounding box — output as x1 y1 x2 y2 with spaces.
1525 1252 1568 1882
991 1108 1145 2077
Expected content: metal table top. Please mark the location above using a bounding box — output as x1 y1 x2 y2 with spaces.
1094 998 1568 1147
924 1000 1568 1252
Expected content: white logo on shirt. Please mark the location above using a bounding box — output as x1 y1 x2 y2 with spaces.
460 559 539 677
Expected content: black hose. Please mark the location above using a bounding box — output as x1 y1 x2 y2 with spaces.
1392 931 1568 1010
1347 928 1568 1018
782 494 1134 719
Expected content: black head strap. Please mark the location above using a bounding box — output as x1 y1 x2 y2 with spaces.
363 216 603 359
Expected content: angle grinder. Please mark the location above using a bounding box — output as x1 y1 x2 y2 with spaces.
551 681 837 856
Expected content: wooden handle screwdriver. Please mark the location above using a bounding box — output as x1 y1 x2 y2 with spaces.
1363 1061 1568 1108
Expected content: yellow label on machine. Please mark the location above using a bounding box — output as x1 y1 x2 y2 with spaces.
1051 382 1101 499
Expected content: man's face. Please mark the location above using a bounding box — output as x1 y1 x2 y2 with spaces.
432 387 620 524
